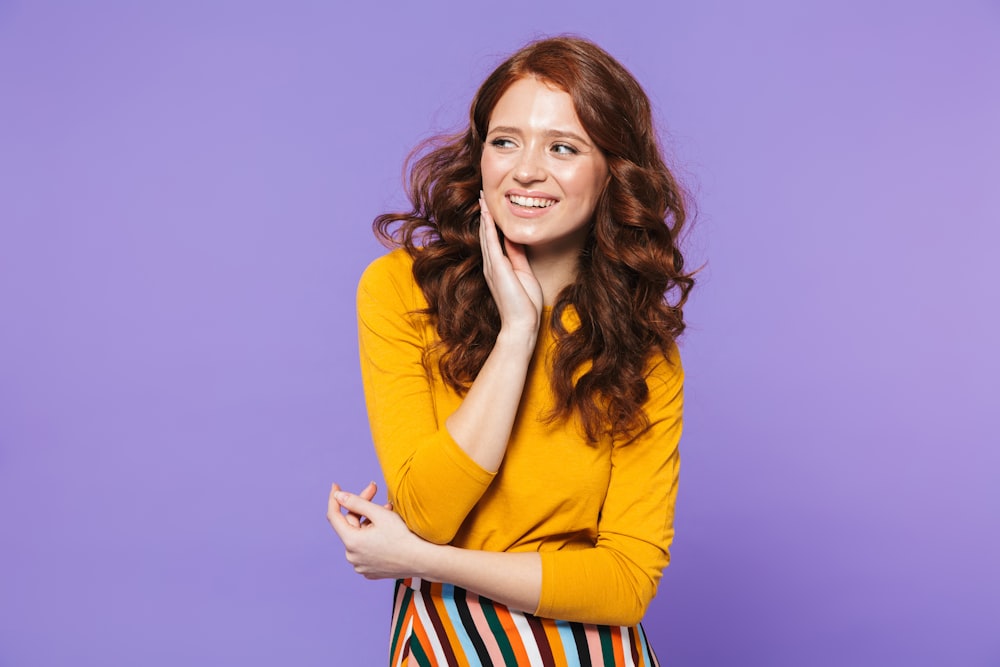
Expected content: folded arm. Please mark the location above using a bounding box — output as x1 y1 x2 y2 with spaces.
357 199 542 543
334 349 684 625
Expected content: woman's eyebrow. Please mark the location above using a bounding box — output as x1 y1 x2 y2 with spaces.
487 125 593 146
487 125 523 137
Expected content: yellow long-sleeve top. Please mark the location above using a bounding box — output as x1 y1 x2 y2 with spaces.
357 249 683 626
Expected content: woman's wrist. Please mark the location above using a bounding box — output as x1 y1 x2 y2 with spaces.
495 325 538 355
409 539 441 581
407 544 543 614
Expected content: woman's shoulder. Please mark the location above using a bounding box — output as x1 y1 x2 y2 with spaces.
357 248 427 312
644 341 684 392
358 248 418 297
359 248 415 287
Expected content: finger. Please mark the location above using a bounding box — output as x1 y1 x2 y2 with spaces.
327 482 374 529
504 238 531 274
479 193 497 249
480 189 498 229
346 481 378 528
362 500 393 526
327 483 354 539
334 490 391 524
329 482 343 518
358 481 377 502
479 197 494 273
479 198 507 274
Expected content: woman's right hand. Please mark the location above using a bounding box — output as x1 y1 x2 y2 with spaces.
328 484 434 581
479 193 543 337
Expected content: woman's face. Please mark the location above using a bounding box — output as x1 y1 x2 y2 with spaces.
480 77 609 260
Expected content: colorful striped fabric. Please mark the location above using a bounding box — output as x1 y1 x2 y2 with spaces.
389 578 660 666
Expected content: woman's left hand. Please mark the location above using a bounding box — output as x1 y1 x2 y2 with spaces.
327 483 433 580
478 192 543 335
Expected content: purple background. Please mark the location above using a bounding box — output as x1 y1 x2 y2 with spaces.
2 1 998 665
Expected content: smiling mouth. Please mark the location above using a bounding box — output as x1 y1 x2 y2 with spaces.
507 194 558 209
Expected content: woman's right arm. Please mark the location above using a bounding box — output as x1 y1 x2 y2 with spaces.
357 197 541 544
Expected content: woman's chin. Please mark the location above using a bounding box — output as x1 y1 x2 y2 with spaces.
493 221 534 246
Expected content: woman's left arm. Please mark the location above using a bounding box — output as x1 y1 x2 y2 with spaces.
534 350 684 625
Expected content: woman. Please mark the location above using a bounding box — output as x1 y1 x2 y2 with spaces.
328 36 693 666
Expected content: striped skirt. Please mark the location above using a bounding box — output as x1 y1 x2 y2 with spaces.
389 578 660 666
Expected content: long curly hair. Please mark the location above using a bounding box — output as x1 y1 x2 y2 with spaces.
374 36 694 442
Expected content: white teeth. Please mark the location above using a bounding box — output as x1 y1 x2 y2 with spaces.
508 194 556 208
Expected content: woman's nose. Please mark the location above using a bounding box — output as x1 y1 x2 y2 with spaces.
513 148 546 184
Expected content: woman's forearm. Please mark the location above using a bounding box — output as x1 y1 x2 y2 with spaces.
444 328 536 472
417 542 542 615
443 197 543 473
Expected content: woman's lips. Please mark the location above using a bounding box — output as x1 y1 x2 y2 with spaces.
503 192 559 218
507 193 557 209
504 193 559 218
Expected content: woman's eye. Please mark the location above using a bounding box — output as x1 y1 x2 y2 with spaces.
490 138 516 149
552 143 578 155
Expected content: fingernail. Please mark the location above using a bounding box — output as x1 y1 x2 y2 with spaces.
334 491 348 502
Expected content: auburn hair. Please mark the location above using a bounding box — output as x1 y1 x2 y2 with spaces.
374 36 694 442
